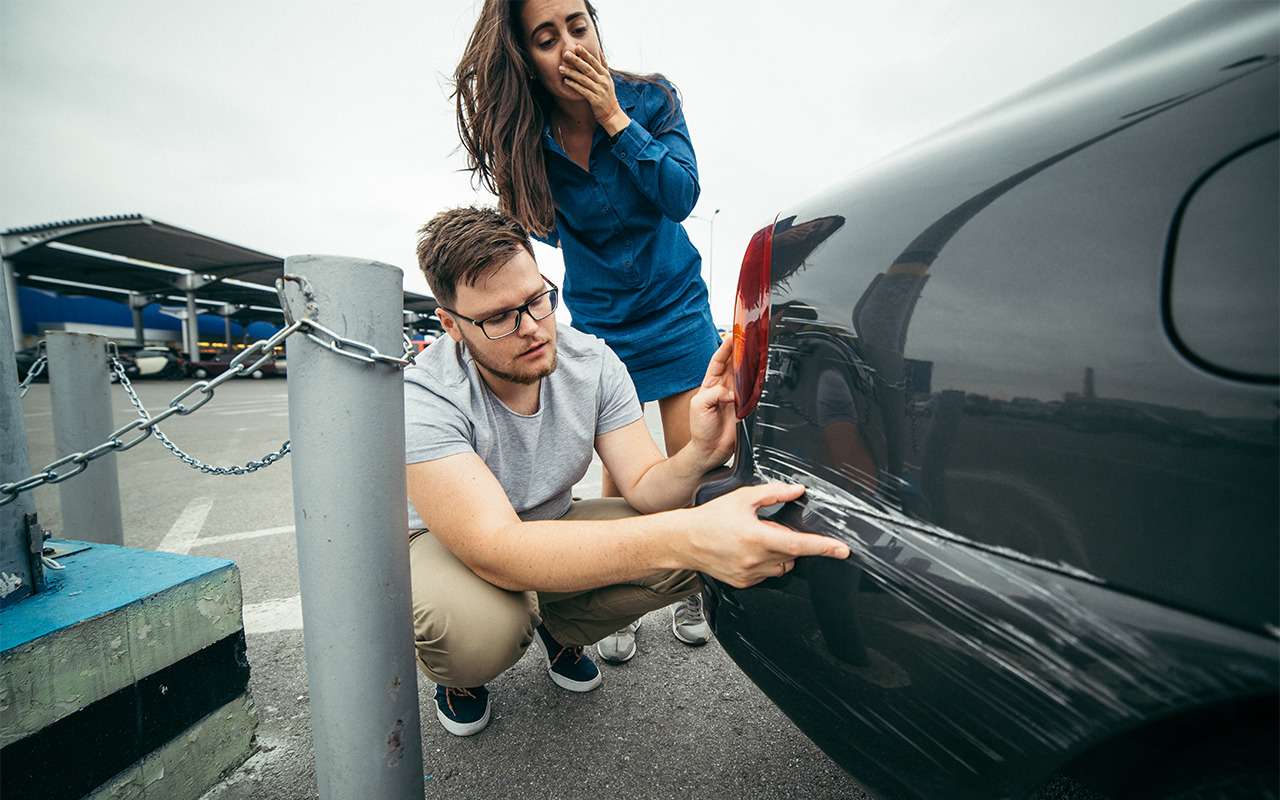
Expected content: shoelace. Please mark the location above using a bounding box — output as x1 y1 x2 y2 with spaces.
444 686 476 716
680 595 705 623
552 644 584 667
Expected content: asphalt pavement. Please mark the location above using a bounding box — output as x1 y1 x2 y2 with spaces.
17 376 869 800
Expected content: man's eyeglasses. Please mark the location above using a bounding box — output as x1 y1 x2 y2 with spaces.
441 278 560 340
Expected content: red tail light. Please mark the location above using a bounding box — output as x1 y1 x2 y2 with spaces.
732 222 774 420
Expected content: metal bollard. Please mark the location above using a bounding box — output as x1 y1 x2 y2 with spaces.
283 255 424 800
46 332 124 546
0 273 37 605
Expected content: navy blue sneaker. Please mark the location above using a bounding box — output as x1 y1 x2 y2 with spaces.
433 684 490 736
534 624 602 692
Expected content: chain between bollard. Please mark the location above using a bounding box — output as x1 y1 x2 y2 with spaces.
2 311 415 506
17 340 48 399
110 344 296 477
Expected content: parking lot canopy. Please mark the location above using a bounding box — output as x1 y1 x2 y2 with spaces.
1 214 283 306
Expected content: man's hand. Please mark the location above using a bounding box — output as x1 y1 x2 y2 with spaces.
686 336 737 469
680 483 851 588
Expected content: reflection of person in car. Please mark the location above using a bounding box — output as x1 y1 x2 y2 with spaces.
815 367 883 497
453 0 721 657
405 207 850 737
770 214 847 287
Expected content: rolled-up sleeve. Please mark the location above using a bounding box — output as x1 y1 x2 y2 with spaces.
610 84 700 222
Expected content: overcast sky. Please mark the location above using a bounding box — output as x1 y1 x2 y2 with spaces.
2 0 1192 324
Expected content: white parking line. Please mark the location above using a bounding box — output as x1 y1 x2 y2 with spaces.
243 594 303 634
193 525 294 548
157 496 214 554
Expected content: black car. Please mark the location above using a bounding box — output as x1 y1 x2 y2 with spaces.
115 345 187 379
14 346 44 383
698 3 1278 798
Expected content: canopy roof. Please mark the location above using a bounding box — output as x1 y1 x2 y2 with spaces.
2 214 436 321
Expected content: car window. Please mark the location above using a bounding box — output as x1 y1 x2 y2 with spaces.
1166 137 1279 381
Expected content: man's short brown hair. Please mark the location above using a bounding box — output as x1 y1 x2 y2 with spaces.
415 206 534 307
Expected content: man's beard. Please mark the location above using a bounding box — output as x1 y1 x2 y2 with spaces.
467 339 557 385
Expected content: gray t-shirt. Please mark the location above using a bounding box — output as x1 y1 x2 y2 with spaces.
403 324 643 529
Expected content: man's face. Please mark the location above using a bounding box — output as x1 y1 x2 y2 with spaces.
440 248 557 385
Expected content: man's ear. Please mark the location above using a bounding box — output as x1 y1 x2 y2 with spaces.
437 309 463 343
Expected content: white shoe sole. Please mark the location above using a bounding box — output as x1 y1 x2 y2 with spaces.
597 618 642 664
538 635 602 692
671 613 712 646
436 701 490 736
597 638 637 664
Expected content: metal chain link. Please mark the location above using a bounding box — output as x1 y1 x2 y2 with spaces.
277 272 417 369
109 340 295 477
17 341 47 398
2 283 415 506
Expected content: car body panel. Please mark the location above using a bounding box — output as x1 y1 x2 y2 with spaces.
757 0 1277 631
115 346 186 379
133 352 171 376
189 349 283 379
703 457 1276 798
699 2 1279 797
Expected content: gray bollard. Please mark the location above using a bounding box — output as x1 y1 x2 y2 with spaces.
0 272 37 604
283 255 424 800
46 332 124 546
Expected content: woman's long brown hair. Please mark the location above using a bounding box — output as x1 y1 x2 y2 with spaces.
453 0 677 237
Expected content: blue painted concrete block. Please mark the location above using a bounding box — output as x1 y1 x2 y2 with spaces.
0 540 256 800
1 539 236 652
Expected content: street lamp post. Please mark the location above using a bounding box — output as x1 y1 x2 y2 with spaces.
689 208 720 297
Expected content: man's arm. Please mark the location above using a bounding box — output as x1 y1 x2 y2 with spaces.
597 336 738 513
408 452 683 592
407 453 849 594
592 420 716 513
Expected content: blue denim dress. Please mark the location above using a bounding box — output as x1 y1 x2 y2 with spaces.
536 77 719 403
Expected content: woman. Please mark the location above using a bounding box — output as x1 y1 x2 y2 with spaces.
453 0 718 656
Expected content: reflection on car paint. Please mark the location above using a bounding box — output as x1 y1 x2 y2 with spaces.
701 3 1279 797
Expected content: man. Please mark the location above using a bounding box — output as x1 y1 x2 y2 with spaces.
406 206 850 736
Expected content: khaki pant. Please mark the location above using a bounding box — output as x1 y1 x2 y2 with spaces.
410 498 702 687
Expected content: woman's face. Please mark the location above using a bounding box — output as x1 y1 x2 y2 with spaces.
518 0 603 103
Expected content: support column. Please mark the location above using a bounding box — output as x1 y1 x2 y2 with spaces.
223 306 234 348
129 292 146 346
2 258 22 349
0 268 37 605
283 255 423 800
46 332 124 545
184 292 199 359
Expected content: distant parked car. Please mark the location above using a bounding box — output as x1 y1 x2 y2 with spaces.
188 348 284 380
697 3 1278 799
14 346 45 383
116 345 187 379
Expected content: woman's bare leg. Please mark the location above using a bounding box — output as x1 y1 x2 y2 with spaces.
657 387 697 457
602 466 621 497
602 386 697 495
656 387 712 644
598 386 710 656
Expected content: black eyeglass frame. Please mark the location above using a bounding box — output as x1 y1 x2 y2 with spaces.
439 276 560 340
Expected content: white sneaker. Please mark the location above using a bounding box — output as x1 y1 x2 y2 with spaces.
672 594 712 645
595 618 642 664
